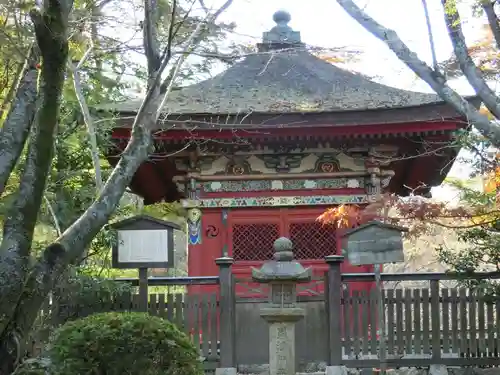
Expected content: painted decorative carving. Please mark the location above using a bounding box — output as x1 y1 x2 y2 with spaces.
193 194 367 208
174 158 188 172
196 150 366 176
200 156 226 174
336 153 365 171
306 153 361 173
205 225 219 238
187 208 202 245
381 174 393 189
261 154 304 172
271 180 284 190
225 159 252 175
347 179 361 188
200 178 365 193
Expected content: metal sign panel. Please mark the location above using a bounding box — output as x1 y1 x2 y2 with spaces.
109 215 179 269
343 224 405 266
117 229 170 263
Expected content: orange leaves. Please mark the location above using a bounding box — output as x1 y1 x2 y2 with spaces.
483 168 499 194
317 204 361 229
479 105 494 120
317 193 489 235
318 55 346 64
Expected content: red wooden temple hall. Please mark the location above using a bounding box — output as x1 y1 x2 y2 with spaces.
102 10 474 295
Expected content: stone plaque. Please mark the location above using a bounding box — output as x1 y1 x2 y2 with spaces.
342 221 406 266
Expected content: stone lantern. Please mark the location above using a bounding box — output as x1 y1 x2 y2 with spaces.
252 237 312 375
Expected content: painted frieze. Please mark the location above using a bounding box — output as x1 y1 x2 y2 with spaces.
186 194 368 208
195 152 366 176
200 178 364 193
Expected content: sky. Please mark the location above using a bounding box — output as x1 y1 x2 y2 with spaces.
106 0 490 202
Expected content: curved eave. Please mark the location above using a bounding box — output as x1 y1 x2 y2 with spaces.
109 95 481 129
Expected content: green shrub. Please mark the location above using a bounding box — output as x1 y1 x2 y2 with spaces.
54 274 133 322
49 312 202 375
13 358 51 375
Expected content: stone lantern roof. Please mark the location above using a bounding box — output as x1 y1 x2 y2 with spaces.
252 237 312 283
101 10 443 115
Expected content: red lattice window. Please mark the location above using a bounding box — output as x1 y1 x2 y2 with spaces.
232 223 279 261
289 222 337 260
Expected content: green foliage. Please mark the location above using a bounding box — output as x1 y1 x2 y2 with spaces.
55 273 133 322
13 358 52 375
433 127 500 292
49 312 202 375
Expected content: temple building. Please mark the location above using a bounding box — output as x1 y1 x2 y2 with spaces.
102 10 477 295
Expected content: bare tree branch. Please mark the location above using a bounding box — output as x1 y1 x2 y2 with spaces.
335 0 500 147
67 43 104 192
44 195 62 236
422 0 439 70
443 0 500 119
143 0 162 76
159 0 233 93
482 0 500 50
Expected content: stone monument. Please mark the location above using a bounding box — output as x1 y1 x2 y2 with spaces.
252 237 312 375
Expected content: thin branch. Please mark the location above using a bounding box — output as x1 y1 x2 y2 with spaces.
422 0 439 71
482 0 500 50
0 59 25 121
335 0 500 148
442 0 500 119
143 0 161 76
43 195 62 236
159 0 234 96
67 43 103 192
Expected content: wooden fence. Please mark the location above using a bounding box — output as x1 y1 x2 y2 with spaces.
30 277 222 371
30 256 500 370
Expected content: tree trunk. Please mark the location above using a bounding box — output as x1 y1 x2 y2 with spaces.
0 1 73 370
0 46 39 197
0 341 17 375
482 1 500 50
442 0 500 119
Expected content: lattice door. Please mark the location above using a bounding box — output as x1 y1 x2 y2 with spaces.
232 223 280 261
289 221 337 260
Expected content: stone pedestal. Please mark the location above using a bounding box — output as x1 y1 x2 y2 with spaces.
325 366 347 375
261 308 305 375
215 368 237 375
269 322 295 375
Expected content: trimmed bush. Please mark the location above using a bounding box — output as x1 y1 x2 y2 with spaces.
49 312 202 375
54 274 133 322
12 358 51 375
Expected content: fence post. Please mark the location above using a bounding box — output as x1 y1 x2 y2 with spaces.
215 256 236 375
325 255 345 371
430 279 441 360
